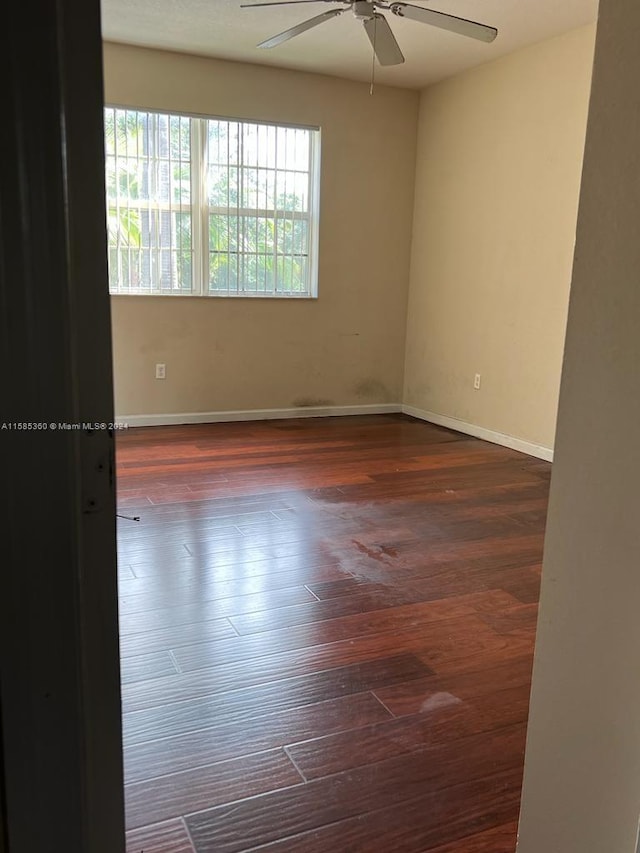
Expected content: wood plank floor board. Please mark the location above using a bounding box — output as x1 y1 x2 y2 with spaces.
125 748 302 830
138 475 375 504
172 617 529 680
120 650 179 685
126 818 194 853
118 563 136 580
118 520 246 543
422 822 519 853
403 564 542 606
207 772 521 853
116 415 549 852
501 569 542 604
371 654 535 717
222 784 521 853
120 508 277 527
478 602 539 637
118 563 348 613
305 576 390 600
119 617 238 658
120 599 522 714
118 585 320 635
124 551 346 584
169 601 510 674
122 655 432 746
287 684 531 780
226 587 427 636
123 692 392 784
160 440 496 477
185 727 525 853
117 496 296 522
118 543 191 563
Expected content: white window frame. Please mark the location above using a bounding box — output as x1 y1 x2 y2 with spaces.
104 105 321 299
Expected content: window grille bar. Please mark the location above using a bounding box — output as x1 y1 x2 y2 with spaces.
105 107 318 297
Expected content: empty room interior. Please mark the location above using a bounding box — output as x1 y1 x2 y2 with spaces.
104 1 599 851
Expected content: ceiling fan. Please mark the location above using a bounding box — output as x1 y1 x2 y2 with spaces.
240 0 498 67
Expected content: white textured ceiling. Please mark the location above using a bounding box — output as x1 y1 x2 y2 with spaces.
100 0 598 89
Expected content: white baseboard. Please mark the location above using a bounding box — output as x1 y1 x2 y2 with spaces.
117 403 402 428
116 402 553 461
402 404 554 462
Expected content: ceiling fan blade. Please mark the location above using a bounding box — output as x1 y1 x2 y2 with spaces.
390 2 497 43
241 1 342 7
257 9 344 48
363 14 405 66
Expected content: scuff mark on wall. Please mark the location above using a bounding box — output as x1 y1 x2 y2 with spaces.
292 397 335 408
353 378 391 401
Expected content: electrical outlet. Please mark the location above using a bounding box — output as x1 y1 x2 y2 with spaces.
474 373 481 390
155 363 166 380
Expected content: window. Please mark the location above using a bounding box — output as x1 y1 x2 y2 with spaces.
104 107 320 297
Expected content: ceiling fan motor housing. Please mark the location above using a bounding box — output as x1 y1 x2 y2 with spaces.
353 1 375 21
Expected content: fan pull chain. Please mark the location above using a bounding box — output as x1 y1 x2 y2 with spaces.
369 15 377 95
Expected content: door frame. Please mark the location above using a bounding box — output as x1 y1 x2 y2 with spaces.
0 2 125 850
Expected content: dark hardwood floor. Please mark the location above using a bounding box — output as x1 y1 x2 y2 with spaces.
116 414 550 853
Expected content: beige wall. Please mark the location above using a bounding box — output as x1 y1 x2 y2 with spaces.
104 43 418 416
517 0 640 849
403 26 595 452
